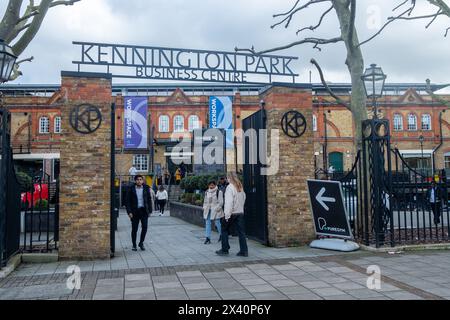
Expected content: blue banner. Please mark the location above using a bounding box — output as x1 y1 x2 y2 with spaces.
209 96 233 148
124 97 148 149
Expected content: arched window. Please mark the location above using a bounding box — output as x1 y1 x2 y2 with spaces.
173 115 185 132
393 114 403 131
188 115 201 131
312 115 318 132
54 116 62 134
407 114 417 131
39 116 49 134
421 114 432 131
159 115 169 133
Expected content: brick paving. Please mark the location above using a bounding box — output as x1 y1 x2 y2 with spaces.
1 211 450 300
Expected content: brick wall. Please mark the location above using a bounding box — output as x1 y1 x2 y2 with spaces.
262 86 316 247
59 72 112 260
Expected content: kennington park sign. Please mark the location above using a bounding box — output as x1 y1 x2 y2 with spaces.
73 41 299 84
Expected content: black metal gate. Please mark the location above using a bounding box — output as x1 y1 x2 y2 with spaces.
242 109 268 244
1 108 21 267
21 173 59 253
110 103 118 257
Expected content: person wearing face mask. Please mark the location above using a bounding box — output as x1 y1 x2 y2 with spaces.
203 181 224 245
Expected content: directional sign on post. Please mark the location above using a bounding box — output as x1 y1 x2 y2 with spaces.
307 179 353 239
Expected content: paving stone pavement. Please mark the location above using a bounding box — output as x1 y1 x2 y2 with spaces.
2 211 450 300
2 251 450 300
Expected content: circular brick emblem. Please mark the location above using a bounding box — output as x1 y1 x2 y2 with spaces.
70 104 102 134
281 111 307 138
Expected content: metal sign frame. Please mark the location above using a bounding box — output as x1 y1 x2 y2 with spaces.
72 41 299 84
307 179 354 240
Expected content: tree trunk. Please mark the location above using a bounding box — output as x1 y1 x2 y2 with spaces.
333 0 367 149
334 0 371 241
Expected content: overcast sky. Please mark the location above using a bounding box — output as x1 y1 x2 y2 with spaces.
2 0 450 91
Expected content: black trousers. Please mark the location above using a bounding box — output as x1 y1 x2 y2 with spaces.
431 202 442 224
158 200 166 214
221 215 248 254
131 208 148 247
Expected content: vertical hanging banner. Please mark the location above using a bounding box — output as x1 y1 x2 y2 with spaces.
124 97 148 149
209 96 234 149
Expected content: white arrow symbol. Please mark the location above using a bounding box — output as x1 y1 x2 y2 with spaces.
316 187 336 211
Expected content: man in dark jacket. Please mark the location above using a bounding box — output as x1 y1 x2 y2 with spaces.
126 175 155 251
427 180 444 225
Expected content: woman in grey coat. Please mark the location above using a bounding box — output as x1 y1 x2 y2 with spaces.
203 181 224 244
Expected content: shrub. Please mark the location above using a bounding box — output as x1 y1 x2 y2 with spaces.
16 171 32 192
34 199 49 210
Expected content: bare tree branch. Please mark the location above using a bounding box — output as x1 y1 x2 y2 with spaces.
271 0 330 29
49 0 81 8
359 6 416 47
236 37 343 54
426 79 450 108
362 0 450 44
0 0 81 79
310 58 351 111
0 0 23 40
296 5 333 35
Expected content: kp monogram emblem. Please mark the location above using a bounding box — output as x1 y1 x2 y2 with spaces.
70 104 102 134
281 111 307 138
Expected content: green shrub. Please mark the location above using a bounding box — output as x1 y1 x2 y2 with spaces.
194 200 203 206
34 199 49 210
16 171 32 192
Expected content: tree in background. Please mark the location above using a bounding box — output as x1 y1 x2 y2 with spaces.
0 0 81 79
237 0 450 144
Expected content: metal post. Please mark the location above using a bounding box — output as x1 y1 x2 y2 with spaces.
420 138 424 175
0 110 7 266
110 103 116 257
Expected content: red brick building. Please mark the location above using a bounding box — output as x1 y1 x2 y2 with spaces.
2 82 449 179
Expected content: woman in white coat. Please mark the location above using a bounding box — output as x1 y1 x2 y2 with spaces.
203 181 224 245
216 172 248 257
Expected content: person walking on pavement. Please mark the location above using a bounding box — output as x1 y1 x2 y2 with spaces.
203 181 224 245
216 172 248 257
164 168 170 186
427 180 443 225
156 185 169 216
175 168 182 185
125 175 155 251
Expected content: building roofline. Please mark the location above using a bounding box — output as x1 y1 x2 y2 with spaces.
1 82 448 94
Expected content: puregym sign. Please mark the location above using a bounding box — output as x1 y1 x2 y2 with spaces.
72 41 299 84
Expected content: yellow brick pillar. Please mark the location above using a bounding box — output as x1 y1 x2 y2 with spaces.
59 72 112 260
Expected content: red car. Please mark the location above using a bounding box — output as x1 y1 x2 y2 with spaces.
21 183 49 208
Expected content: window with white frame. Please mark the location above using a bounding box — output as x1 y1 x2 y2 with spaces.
39 117 49 134
445 154 450 169
393 114 403 131
54 116 61 133
174 115 184 132
421 114 432 131
133 155 149 172
188 115 201 131
407 114 417 131
312 115 318 132
159 115 169 133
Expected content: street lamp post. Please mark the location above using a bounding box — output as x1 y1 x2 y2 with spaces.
0 39 17 84
361 63 389 247
362 64 387 119
0 39 17 267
